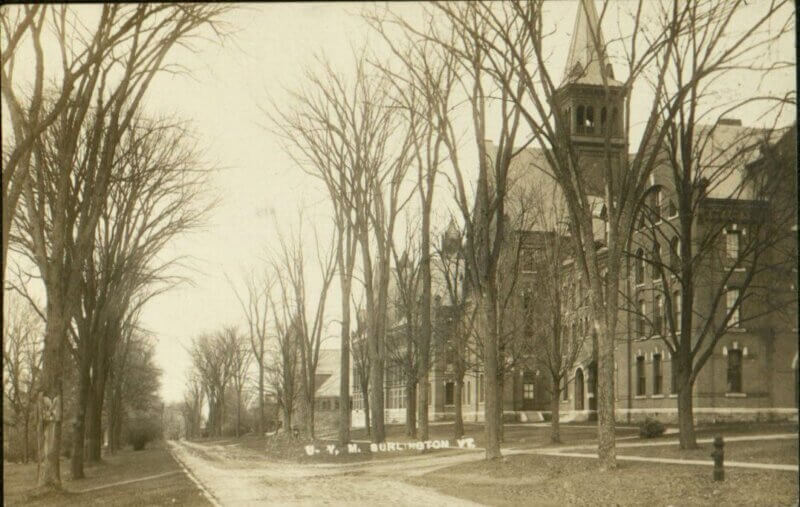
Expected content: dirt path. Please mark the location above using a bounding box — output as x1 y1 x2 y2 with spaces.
168 440 483 506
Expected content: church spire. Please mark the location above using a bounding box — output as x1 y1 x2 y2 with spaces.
562 0 620 87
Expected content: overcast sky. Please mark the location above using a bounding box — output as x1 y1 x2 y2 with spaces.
4 2 795 405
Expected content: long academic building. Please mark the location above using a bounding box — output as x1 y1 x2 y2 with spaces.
350 0 797 427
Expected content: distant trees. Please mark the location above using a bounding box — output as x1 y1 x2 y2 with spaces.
2 294 42 463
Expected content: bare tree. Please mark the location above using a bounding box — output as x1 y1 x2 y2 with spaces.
189 330 235 437
181 370 204 440
631 115 795 449
5 5 230 487
229 268 272 435
388 225 423 437
367 17 460 441
223 327 251 438
2 293 42 463
435 0 792 469
270 52 415 443
272 217 336 439
269 297 301 434
386 3 532 458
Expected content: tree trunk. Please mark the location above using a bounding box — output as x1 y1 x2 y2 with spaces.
677 369 698 449
258 364 265 435
70 363 89 480
419 202 433 442
281 403 291 434
496 372 505 443
24 415 30 463
482 294 502 459
86 370 106 462
37 302 68 489
361 380 371 438
454 379 464 438
550 388 561 444
338 276 352 446
595 313 617 470
235 390 241 438
405 381 417 437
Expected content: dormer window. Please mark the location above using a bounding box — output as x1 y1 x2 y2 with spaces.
576 106 585 134
585 106 595 133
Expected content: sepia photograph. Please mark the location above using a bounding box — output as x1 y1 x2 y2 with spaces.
2 1 797 505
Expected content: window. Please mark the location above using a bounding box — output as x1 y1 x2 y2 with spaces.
651 243 661 278
577 105 585 134
726 230 741 262
600 106 607 131
673 290 681 332
653 295 663 335
611 107 619 135
562 377 569 400
428 382 432 406
466 381 471 404
670 362 677 393
636 356 646 396
726 288 741 327
635 249 644 284
521 248 535 272
522 290 533 336
652 187 664 222
586 105 595 132
669 237 680 274
667 199 677 218
523 383 535 400
637 299 646 336
727 349 743 393
478 375 485 403
652 353 662 395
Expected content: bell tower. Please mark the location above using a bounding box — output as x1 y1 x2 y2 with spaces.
555 0 627 197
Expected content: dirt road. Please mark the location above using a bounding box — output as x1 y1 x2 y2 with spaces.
168 439 485 506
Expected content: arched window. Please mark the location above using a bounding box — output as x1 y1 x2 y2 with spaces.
611 107 619 135
669 237 680 274
586 105 595 133
635 248 645 285
652 243 661 279
667 199 677 218
576 106 585 134
651 186 664 222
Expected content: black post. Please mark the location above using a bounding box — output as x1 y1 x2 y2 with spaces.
711 435 724 481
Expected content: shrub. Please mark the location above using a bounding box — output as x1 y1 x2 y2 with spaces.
126 418 161 451
639 416 666 438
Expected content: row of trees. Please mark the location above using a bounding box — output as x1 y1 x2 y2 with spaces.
2 4 230 488
266 0 793 468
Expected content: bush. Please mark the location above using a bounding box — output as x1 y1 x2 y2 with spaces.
639 416 666 438
126 418 161 451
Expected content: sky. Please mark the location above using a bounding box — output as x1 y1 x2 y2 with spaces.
3 2 795 405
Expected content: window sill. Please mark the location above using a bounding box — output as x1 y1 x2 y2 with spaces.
634 395 647 399
728 327 747 333
725 392 746 398
651 394 665 399
732 267 746 272
668 394 677 398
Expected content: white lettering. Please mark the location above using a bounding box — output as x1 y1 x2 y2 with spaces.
326 445 336 455
347 443 360 454
432 440 441 449
305 445 316 456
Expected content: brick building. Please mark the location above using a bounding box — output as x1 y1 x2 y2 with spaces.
351 0 797 427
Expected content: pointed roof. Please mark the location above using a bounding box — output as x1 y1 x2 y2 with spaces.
562 0 623 87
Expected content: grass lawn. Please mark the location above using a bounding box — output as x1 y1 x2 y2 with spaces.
617 437 798 464
203 421 640 464
3 442 210 506
408 452 800 506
